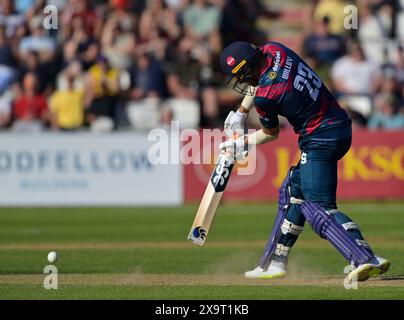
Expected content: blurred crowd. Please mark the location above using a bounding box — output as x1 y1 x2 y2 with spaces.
0 0 403 133
302 0 404 131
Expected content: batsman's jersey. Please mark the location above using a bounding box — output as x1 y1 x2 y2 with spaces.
254 42 351 138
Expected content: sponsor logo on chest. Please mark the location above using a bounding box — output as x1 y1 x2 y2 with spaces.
272 51 281 72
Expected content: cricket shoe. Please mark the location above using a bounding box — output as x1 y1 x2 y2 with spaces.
347 256 390 282
244 266 265 279
368 256 390 277
245 260 287 279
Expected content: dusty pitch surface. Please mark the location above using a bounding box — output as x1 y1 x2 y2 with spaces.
2 274 404 287
0 239 402 250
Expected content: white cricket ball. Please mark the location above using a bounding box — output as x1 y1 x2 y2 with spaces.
47 251 58 264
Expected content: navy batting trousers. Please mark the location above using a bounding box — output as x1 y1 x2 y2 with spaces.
276 127 367 251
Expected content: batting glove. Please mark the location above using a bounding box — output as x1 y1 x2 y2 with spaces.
219 135 248 160
224 110 248 139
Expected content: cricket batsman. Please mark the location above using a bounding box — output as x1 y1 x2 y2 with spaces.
218 41 390 282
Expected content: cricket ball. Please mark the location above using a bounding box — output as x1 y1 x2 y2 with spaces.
47 251 58 264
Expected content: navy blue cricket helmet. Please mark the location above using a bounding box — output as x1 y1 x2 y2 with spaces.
220 41 263 95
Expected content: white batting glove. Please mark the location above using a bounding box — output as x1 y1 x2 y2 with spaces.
219 135 248 160
224 110 247 138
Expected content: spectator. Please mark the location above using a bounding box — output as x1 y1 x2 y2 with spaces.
0 0 400 133
392 45 404 85
128 53 166 100
15 0 35 14
101 11 135 70
104 0 137 42
0 25 15 93
166 39 201 102
18 15 56 63
63 14 99 70
84 55 119 132
136 0 182 61
12 72 48 132
368 94 404 130
49 64 84 131
165 0 188 12
145 0 181 41
378 72 403 104
136 3 169 60
126 52 166 130
15 50 51 95
331 42 382 96
357 0 393 41
56 60 85 91
0 87 12 129
165 38 218 128
183 0 222 54
313 0 350 36
357 1 394 63
393 47 404 102
23 1 53 22
303 17 345 66
61 0 102 40
0 24 15 67
0 23 14 130
183 0 222 40
0 0 25 38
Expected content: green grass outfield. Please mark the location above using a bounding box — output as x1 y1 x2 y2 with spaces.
0 202 403 299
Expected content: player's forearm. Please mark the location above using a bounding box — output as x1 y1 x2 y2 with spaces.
246 128 279 145
238 86 256 113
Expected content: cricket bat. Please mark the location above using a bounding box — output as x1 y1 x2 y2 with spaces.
187 149 235 246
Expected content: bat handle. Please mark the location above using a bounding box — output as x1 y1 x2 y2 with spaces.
220 132 240 159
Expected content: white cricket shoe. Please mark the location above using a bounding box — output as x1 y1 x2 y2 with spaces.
245 260 287 279
347 256 390 282
244 266 265 279
370 256 391 276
